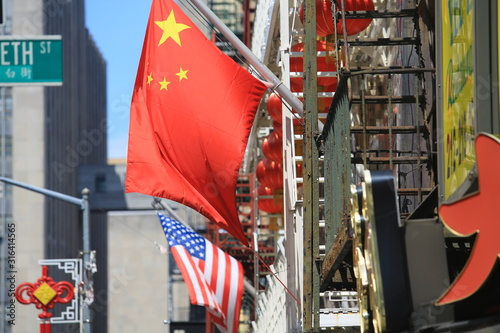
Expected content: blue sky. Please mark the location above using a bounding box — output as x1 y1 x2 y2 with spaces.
85 0 151 159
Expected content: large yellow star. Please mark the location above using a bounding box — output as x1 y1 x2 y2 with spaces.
147 72 154 85
176 68 188 81
155 10 191 47
159 78 170 91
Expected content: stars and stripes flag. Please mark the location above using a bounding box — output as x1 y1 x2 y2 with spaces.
126 0 267 246
158 213 244 333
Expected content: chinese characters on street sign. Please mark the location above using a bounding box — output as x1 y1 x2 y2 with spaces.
0 36 62 86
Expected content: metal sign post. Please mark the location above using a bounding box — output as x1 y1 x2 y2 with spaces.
0 177 92 333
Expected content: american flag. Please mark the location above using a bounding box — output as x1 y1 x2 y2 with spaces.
158 213 244 333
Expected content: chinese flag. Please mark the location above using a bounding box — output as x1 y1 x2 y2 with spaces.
126 0 267 246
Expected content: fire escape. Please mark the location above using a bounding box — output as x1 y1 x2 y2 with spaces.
210 0 440 330
250 0 438 330
251 0 500 331
315 0 437 331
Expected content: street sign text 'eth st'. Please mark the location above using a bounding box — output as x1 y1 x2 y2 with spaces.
0 36 62 86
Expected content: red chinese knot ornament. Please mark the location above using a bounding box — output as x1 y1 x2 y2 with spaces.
16 265 75 330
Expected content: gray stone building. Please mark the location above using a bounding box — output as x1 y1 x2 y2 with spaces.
0 0 107 332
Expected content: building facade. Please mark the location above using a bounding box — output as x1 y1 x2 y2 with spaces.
248 0 500 331
0 0 107 332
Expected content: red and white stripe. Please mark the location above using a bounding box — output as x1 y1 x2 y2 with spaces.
170 238 244 333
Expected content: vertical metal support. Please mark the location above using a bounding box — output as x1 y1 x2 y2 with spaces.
252 175 259 327
388 74 394 169
361 74 367 167
340 0 350 71
253 229 259 319
165 239 171 333
435 0 445 203
279 0 302 328
415 75 422 203
251 170 260 325
303 0 319 328
81 188 91 333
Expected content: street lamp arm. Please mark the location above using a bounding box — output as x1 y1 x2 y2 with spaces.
0 176 83 208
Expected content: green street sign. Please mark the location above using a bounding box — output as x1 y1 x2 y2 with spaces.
0 36 63 86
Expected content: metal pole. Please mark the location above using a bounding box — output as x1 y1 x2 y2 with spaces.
0 177 83 207
189 0 301 112
303 0 320 328
165 243 171 333
0 177 92 333
81 188 91 333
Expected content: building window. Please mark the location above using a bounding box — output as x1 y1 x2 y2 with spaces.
0 135 12 156
95 174 106 193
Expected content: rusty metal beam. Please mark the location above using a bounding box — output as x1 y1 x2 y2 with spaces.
350 95 420 104
320 223 352 291
351 156 430 164
350 125 428 134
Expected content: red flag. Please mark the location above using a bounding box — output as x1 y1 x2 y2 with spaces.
126 0 267 246
158 213 244 333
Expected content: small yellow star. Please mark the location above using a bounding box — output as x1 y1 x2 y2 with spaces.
147 72 154 85
155 10 191 47
159 78 170 91
176 68 188 81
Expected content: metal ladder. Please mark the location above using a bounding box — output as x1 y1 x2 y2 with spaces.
315 0 437 331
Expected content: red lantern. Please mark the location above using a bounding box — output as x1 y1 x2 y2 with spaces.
267 93 282 124
258 185 283 214
299 0 334 37
272 120 282 134
290 41 338 92
299 0 374 37
262 131 283 162
265 91 304 128
336 0 374 36
256 158 283 189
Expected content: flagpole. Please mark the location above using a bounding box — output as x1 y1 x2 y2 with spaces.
187 0 316 127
